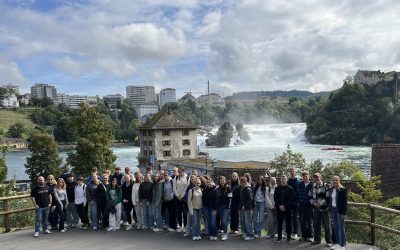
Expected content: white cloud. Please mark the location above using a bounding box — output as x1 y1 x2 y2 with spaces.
0 59 28 86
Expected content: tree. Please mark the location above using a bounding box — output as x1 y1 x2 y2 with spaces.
7 123 25 138
25 133 62 182
53 117 75 143
269 144 307 177
67 104 116 177
119 99 137 129
0 146 13 196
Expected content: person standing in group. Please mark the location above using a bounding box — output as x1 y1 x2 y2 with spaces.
75 176 89 229
288 167 300 239
86 173 100 230
66 173 79 228
96 174 110 230
121 173 134 230
152 173 165 232
253 176 267 238
216 176 231 241
183 175 197 237
229 172 240 234
265 177 278 239
111 167 124 186
139 173 154 230
46 175 58 230
54 178 69 232
31 176 52 237
106 177 122 231
163 171 177 232
330 176 348 250
240 176 255 241
132 172 143 229
297 171 314 242
121 167 133 185
173 167 190 232
188 177 203 241
311 173 332 247
274 175 294 243
202 177 218 241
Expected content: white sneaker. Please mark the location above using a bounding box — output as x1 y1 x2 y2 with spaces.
330 244 339 250
167 228 176 232
209 236 214 241
126 225 132 231
292 234 299 240
115 227 120 230
34 232 39 237
244 236 254 241
221 234 228 241
177 227 184 232
44 229 52 234
93 227 98 230
192 236 197 241
198 236 202 240
254 234 261 238
153 228 163 232
60 229 66 233
183 232 190 237
106 227 115 231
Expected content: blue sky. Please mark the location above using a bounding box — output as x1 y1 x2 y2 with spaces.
1 0 400 98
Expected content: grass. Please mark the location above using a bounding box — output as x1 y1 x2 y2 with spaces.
0 110 39 139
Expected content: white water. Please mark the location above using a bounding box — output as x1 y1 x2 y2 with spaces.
6 123 371 180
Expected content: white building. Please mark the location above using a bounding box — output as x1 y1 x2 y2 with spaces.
68 95 88 109
197 93 224 106
0 94 19 108
159 88 176 108
30 83 57 100
126 85 156 107
55 93 69 106
103 94 124 109
136 102 159 118
2 84 19 94
87 95 99 106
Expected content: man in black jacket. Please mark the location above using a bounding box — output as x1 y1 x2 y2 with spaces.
274 175 294 243
239 176 255 240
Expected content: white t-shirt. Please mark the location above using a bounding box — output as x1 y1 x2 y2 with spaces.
331 189 337 207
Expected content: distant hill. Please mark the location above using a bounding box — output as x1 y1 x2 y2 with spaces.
0 110 39 139
224 90 331 99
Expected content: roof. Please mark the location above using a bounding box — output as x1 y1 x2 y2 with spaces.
139 108 197 130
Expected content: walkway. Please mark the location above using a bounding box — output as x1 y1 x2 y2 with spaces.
0 228 378 250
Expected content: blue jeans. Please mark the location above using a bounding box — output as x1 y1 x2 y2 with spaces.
240 209 254 237
291 205 299 235
203 207 217 237
89 200 98 228
191 209 202 237
253 201 265 235
35 207 49 232
217 206 228 234
153 203 163 229
266 208 278 237
141 200 154 228
66 202 79 225
202 207 209 234
331 207 346 247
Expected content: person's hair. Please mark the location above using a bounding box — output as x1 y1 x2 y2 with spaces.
239 176 248 184
244 172 252 183
146 166 152 172
178 166 185 172
115 166 121 171
77 176 84 182
111 177 119 186
281 175 287 179
254 176 266 194
125 167 131 173
57 178 66 189
104 170 111 175
68 172 75 177
301 172 309 177
218 176 230 195
47 175 56 185
91 167 98 173
199 176 206 186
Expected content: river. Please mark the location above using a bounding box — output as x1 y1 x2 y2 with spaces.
5 123 371 180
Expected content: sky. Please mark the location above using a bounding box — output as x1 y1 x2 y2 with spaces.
1 0 400 98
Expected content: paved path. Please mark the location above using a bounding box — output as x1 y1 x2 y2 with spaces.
0 228 378 250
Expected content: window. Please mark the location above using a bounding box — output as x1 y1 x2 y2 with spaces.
182 139 190 146
162 130 170 136
163 140 171 146
148 141 153 146
142 130 147 136
182 129 189 136
163 150 171 157
143 141 147 146
148 131 153 136
183 149 191 156
143 150 147 156
149 150 153 155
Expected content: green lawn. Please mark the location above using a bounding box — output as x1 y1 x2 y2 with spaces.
0 110 39 138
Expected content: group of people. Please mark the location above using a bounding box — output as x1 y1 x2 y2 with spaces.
30 166 348 250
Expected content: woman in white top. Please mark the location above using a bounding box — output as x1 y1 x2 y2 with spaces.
188 177 203 241
54 178 69 232
265 177 278 239
131 172 143 229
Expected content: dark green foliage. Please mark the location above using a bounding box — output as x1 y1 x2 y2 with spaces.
206 122 234 147
306 81 400 145
67 104 116 177
6 122 24 138
25 133 62 181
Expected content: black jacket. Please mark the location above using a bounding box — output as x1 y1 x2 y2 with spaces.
240 186 254 210
95 183 109 206
274 185 294 209
66 181 77 203
230 180 240 209
202 186 218 210
139 181 154 202
330 187 348 215
216 185 232 209
122 181 134 203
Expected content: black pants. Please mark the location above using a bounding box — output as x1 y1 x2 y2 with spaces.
98 201 109 228
165 200 177 229
313 209 331 243
230 206 239 231
277 207 292 240
299 204 313 239
123 202 134 224
76 203 89 225
175 198 187 227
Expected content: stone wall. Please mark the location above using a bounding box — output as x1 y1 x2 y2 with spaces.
371 144 400 200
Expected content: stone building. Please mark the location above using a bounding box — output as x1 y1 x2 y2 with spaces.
354 70 398 85
138 107 198 165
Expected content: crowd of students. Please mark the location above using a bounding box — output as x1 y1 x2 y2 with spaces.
30 166 348 250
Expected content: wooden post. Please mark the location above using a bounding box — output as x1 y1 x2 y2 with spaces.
3 199 10 232
370 205 376 245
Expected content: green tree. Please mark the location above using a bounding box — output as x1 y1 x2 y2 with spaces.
25 133 62 182
7 122 25 138
119 99 137 129
53 117 75 143
269 145 307 177
67 104 116 177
